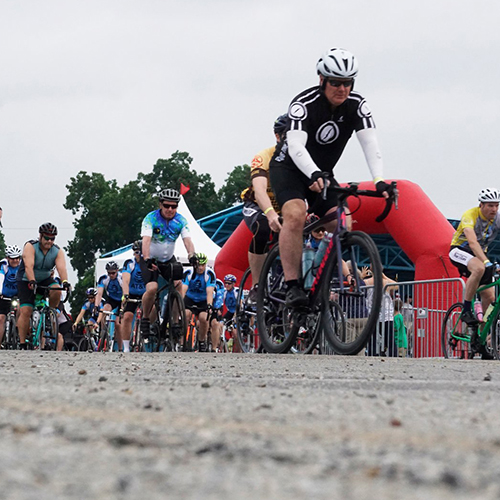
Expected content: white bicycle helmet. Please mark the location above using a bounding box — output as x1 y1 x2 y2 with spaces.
316 48 358 79
159 188 181 203
5 245 21 259
478 188 500 203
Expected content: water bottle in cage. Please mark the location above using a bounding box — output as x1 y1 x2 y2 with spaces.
312 232 333 274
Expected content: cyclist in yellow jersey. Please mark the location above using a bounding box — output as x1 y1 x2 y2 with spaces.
240 115 287 303
449 188 500 325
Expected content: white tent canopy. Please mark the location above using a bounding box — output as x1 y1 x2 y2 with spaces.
94 197 221 283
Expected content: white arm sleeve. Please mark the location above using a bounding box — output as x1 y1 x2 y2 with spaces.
356 128 384 182
286 129 321 179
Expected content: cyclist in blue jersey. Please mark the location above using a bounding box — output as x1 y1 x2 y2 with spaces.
0 245 21 346
96 260 124 350
140 188 196 337
121 240 146 352
17 223 71 350
181 253 216 352
73 288 102 332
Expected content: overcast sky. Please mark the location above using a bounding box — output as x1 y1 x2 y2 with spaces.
1 0 500 281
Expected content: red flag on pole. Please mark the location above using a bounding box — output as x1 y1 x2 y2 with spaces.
180 183 190 195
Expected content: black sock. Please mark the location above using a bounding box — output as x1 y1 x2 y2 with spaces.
463 300 472 313
286 280 300 289
19 343 27 350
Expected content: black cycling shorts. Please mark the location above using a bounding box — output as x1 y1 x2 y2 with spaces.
184 296 208 314
449 246 495 285
0 297 13 315
17 277 59 308
139 256 178 284
269 164 339 216
242 201 271 255
123 294 143 314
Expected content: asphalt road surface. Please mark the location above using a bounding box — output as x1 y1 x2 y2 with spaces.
1 352 500 500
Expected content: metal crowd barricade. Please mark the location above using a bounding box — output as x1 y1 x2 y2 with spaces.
368 278 466 358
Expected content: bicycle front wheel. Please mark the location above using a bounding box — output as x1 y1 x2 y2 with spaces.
321 231 382 355
97 323 109 352
165 289 186 352
235 267 259 353
6 314 19 350
256 245 296 353
442 303 473 359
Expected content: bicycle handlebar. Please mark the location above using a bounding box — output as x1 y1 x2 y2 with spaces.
34 285 71 303
317 174 398 223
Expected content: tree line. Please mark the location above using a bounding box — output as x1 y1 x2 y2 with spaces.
64 151 250 314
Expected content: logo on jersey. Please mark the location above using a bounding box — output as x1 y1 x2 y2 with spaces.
316 121 340 145
288 102 307 121
251 155 264 170
357 100 372 119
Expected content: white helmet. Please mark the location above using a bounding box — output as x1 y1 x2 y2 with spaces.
316 48 358 79
159 188 181 203
5 245 21 259
478 188 500 203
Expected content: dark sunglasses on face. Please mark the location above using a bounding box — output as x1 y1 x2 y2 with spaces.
43 235 56 241
224 282 233 285
162 203 178 210
108 271 117 276
133 250 141 254
313 227 326 233
327 79 353 88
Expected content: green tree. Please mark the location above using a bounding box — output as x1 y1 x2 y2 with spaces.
0 230 5 257
64 173 152 276
218 164 250 207
138 151 224 218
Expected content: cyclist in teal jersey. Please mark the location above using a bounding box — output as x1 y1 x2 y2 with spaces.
16 223 71 350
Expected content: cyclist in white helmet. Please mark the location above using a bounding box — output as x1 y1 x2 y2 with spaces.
140 188 195 338
269 47 394 307
0 245 22 346
450 188 500 330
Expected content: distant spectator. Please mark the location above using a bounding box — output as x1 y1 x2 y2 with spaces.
394 299 408 357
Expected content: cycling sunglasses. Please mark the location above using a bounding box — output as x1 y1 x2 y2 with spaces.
162 203 178 209
42 235 56 241
327 79 354 88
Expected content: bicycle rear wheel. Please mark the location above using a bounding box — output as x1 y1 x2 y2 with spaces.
235 267 260 353
441 303 474 359
321 231 382 355
290 309 322 354
256 245 296 353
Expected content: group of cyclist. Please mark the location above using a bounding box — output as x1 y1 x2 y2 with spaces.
0 222 71 350
71 188 239 352
2 46 496 355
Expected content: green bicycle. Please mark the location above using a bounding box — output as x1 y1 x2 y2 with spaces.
442 276 500 360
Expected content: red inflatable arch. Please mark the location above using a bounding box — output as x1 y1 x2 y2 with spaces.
215 180 459 281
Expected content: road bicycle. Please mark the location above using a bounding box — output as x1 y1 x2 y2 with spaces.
147 270 187 352
28 285 69 351
97 308 118 352
442 274 500 360
1 296 20 350
256 181 397 355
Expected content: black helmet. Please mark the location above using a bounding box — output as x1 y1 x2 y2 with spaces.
132 240 142 251
39 222 58 236
105 261 119 271
159 188 181 203
273 114 289 134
